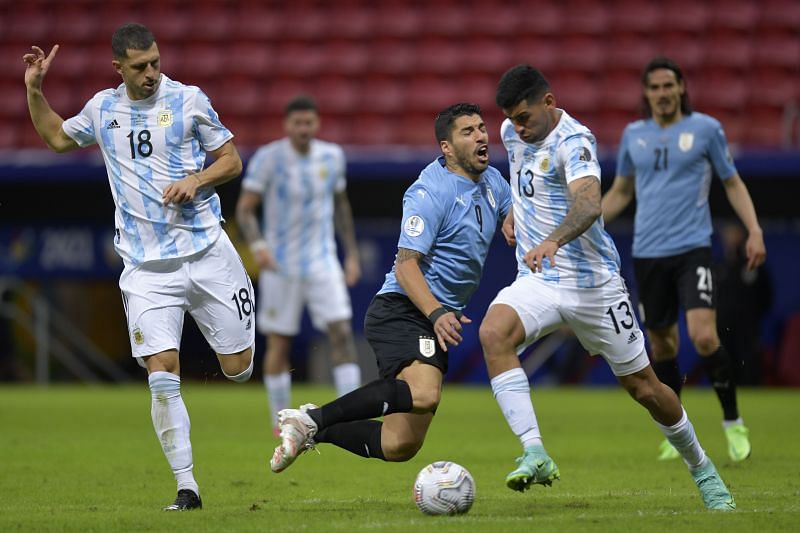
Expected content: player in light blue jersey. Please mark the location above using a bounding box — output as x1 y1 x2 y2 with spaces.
603 57 765 463
24 23 255 511
236 95 362 438
481 65 734 510
268 103 512 474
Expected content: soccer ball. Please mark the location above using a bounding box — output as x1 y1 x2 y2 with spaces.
413 461 475 515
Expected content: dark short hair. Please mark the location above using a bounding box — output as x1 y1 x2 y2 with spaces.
434 103 483 142
641 56 693 116
285 95 318 116
496 64 551 110
111 23 155 59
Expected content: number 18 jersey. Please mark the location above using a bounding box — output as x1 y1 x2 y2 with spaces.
62 74 233 265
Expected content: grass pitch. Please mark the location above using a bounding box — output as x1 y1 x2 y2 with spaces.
1 383 798 532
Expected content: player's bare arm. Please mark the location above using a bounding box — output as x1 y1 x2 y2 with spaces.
722 173 766 270
334 190 361 286
525 176 601 272
395 247 471 351
501 207 516 246
23 45 79 153
601 174 635 223
162 140 242 206
234 189 277 271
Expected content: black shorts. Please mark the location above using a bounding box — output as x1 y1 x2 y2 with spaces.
633 247 715 330
364 292 448 379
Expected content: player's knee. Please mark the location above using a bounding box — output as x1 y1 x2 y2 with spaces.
383 437 423 462
479 320 510 356
411 387 441 413
220 348 254 383
689 331 718 356
649 335 678 360
627 380 659 409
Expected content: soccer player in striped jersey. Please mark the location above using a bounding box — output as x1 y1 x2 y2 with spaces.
236 96 362 437
480 65 735 510
24 23 255 511
268 103 512 474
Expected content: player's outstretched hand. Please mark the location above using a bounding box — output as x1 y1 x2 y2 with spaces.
24 45 59 89
433 313 472 352
524 239 559 272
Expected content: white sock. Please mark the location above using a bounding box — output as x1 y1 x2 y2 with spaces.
264 372 291 428
655 408 708 470
490 367 542 449
148 371 199 495
722 417 744 429
332 362 361 397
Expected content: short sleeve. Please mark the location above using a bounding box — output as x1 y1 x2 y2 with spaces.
191 89 233 152
557 133 601 184
615 126 635 178
396 182 444 256
241 146 273 194
706 122 738 181
61 100 97 147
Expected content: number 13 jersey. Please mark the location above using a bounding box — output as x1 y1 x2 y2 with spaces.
501 110 620 289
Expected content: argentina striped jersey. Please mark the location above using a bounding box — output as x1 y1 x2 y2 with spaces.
501 110 620 288
62 74 232 265
241 138 346 278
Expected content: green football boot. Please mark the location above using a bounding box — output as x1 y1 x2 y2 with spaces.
724 423 752 462
657 438 681 461
691 459 736 511
505 445 560 492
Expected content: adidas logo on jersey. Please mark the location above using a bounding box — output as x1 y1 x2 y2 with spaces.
106 119 120 129
627 331 637 344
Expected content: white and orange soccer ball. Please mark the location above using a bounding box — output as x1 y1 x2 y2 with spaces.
413 461 475 515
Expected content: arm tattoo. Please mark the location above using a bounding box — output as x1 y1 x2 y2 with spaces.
396 248 424 264
547 178 602 246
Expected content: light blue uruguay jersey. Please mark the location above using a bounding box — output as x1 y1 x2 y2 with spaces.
241 138 346 278
616 112 738 258
379 157 512 312
501 110 621 289
62 74 232 265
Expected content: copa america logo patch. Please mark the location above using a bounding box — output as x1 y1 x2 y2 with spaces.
404 215 425 237
419 337 436 358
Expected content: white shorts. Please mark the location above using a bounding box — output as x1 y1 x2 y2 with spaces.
119 231 256 360
256 267 352 336
489 273 649 377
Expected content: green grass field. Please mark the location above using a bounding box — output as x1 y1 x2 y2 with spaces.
1 384 798 532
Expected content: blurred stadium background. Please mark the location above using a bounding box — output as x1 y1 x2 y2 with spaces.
0 0 798 387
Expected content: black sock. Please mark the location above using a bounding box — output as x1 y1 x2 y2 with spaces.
652 358 683 397
701 346 739 421
315 420 386 460
307 378 413 430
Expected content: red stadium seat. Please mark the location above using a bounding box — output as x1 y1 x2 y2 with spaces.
467 4 521 36
515 1 564 36
50 5 97 44
274 43 325 77
605 36 659 73
369 39 417 75
415 38 464 75
557 37 607 74
315 77 361 114
760 0 800 32
406 76 459 113
549 72 600 114
693 74 749 111
324 5 376 40
609 1 661 34
398 112 438 145
0 83 27 119
708 0 760 32
656 35 705 73
226 43 276 78
4 3 52 44
600 72 643 112
703 35 754 71
0 123 19 149
419 5 472 37
373 4 423 38
460 39 513 75
189 3 236 42
559 0 610 35
753 35 800 70
235 3 285 41
750 67 798 108
265 78 312 113
360 76 408 113
661 3 710 33
142 4 191 42
510 37 560 73
319 41 371 76
351 114 399 145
